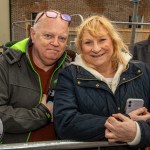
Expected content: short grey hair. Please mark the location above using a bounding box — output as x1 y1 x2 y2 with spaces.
33 11 44 30
34 12 44 24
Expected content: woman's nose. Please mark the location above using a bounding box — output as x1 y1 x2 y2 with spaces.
92 44 101 53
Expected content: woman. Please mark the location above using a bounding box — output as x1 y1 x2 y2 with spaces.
54 15 150 150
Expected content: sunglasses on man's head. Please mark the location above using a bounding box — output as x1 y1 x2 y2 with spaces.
34 10 71 25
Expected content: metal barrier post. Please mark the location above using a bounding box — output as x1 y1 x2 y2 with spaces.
130 0 140 47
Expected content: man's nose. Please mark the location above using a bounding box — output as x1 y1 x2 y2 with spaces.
50 37 59 46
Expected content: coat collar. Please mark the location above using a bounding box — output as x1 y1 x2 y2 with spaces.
71 53 135 93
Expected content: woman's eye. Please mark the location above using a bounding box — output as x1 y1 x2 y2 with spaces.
99 38 106 42
84 41 92 45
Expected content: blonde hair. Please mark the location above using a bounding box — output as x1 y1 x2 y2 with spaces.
76 15 131 71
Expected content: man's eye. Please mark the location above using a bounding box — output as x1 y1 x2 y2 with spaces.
59 37 67 43
43 34 53 39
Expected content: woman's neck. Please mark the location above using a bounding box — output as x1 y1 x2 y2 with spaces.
95 65 116 78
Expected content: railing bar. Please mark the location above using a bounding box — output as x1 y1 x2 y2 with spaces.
0 141 127 150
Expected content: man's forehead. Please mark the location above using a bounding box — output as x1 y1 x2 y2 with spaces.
40 15 69 26
38 21 69 35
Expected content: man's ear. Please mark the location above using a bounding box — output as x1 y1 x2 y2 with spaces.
30 27 36 42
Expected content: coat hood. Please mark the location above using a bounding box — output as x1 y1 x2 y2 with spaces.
2 38 30 65
5 38 29 53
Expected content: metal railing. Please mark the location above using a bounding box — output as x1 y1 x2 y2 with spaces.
11 20 34 41
70 14 84 23
111 21 150 47
0 140 127 150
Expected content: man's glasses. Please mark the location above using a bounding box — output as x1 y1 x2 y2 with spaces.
34 10 71 25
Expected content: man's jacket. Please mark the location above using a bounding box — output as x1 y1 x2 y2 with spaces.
130 35 150 66
0 38 70 143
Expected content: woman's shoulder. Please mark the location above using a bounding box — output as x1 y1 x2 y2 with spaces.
63 64 77 71
60 64 78 77
130 59 149 66
129 60 150 73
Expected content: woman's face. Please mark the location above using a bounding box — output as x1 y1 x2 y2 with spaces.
81 27 114 70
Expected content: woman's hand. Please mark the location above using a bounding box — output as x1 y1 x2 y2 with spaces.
128 107 150 121
105 113 136 143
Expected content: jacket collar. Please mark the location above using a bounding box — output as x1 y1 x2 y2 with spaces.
11 38 29 53
71 53 134 93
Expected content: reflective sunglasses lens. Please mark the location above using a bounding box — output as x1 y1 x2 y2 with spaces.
61 14 71 22
46 11 57 18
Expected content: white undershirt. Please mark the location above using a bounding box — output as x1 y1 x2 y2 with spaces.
105 78 113 88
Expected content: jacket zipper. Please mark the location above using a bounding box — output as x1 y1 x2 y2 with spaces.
115 73 143 113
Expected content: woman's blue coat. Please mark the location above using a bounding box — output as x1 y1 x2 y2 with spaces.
54 61 150 150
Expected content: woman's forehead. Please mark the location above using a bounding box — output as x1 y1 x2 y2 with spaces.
82 27 108 37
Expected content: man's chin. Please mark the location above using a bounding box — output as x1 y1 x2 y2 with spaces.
46 55 58 60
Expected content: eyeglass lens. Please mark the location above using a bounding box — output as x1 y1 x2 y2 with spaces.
46 11 58 18
46 11 71 22
61 14 71 22
35 11 71 24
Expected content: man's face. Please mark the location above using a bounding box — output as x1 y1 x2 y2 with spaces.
30 16 69 69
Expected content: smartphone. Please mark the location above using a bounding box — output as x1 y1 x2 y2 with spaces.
125 98 144 114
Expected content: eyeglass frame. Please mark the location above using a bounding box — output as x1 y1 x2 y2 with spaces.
34 10 71 25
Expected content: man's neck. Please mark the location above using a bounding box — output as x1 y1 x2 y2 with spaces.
31 47 55 72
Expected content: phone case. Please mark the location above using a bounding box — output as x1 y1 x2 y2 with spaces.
125 98 144 114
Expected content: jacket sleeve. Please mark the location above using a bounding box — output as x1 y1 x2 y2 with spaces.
54 67 107 141
135 64 150 148
0 63 51 133
131 44 138 60
135 120 150 148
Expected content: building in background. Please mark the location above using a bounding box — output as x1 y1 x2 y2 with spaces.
0 0 10 53
6 0 150 50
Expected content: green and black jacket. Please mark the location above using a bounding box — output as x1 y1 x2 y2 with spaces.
0 38 71 143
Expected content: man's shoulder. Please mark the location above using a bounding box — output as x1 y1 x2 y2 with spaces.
1 48 24 65
133 37 150 48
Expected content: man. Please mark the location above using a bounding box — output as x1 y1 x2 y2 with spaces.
130 35 150 66
0 9 71 143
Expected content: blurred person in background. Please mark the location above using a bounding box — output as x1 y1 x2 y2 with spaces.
130 35 150 66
